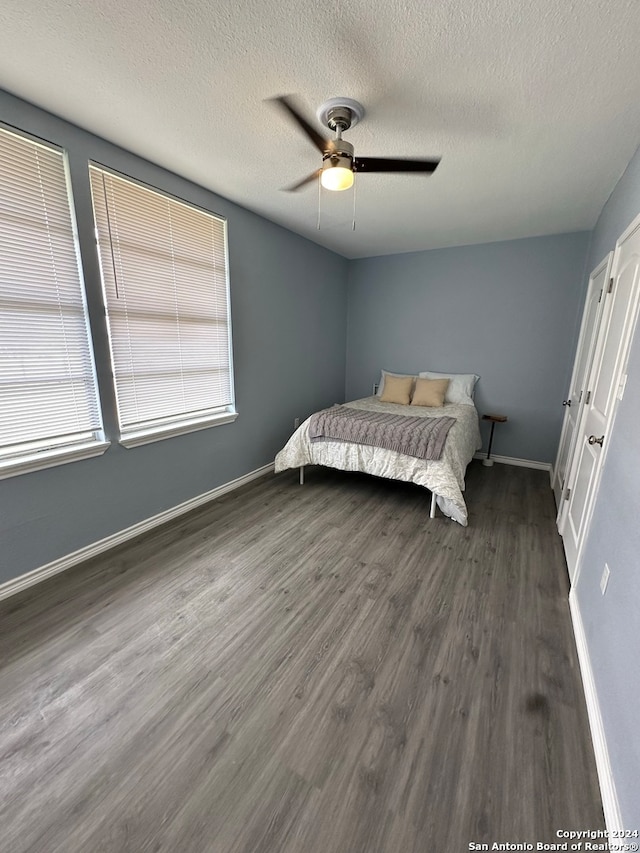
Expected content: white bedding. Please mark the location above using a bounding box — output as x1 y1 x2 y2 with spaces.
274 396 482 525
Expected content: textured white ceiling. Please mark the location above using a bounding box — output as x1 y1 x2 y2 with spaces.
2 0 640 258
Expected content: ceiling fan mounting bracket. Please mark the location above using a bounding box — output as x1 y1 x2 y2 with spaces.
316 97 365 132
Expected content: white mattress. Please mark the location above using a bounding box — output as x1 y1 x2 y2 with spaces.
274 396 482 525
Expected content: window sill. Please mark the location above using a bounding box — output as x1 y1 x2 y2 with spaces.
0 440 111 481
119 410 238 448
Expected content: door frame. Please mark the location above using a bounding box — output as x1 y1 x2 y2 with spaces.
560 210 640 586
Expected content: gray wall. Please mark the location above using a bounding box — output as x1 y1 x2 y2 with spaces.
573 142 640 826
0 90 349 584
345 233 590 462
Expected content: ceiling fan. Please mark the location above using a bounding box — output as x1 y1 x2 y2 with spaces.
270 94 440 192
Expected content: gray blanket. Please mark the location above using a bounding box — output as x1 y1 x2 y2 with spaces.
308 405 455 461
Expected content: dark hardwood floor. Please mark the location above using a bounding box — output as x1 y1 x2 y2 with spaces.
0 462 604 852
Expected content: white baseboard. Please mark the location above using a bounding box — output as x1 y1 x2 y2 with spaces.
569 589 622 831
0 462 275 603
473 451 552 472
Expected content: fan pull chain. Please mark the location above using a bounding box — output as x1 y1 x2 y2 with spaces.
317 172 322 230
352 172 357 231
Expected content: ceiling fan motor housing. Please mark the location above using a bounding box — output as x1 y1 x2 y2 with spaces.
324 138 354 164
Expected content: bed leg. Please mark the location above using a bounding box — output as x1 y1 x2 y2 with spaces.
430 491 437 519
299 465 305 485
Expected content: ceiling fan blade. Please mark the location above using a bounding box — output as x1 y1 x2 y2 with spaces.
269 95 331 155
353 156 440 174
283 170 321 192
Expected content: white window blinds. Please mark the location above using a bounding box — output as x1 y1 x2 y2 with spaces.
89 166 236 446
0 126 105 479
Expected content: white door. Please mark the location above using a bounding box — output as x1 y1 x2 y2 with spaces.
559 214 640 582
552 254 612 508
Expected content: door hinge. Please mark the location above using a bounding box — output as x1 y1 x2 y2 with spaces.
598 289 603 303
608 277 614 294
578 389 583 403
618 373 628 401
585 390 592 405
564 488 571 501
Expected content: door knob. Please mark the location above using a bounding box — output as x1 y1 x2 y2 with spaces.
588 435 604 446
563 400 571 406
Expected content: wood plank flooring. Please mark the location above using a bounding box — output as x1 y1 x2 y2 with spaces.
0 462 604 852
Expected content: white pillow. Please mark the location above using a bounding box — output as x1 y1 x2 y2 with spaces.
377 369 416 397
418 371 479 405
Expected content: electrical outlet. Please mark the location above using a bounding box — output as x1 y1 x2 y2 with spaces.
600 563 610 595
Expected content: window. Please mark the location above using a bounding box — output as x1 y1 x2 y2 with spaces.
89 166 236 447
0 126 107 480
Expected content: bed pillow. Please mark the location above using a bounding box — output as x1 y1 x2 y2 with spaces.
410 377 449 407
418 371 479 405
377 369 415 397
379 374 414 405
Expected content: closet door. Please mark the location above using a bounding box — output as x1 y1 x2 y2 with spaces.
552 254 611 508
559 214 640 583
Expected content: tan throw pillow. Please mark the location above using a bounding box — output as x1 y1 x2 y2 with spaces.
411 377 449 407
379 374 414 405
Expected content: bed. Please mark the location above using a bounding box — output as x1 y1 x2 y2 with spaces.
274 370 482 526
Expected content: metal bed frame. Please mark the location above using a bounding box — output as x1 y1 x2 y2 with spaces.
297 465 438 519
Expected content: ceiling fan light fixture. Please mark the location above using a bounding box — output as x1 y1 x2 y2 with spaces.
321 156 354 191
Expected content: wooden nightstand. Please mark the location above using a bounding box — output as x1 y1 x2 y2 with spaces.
481 413 507 467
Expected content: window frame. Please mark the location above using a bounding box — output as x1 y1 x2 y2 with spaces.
88 164 237 448
0 124 109 481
